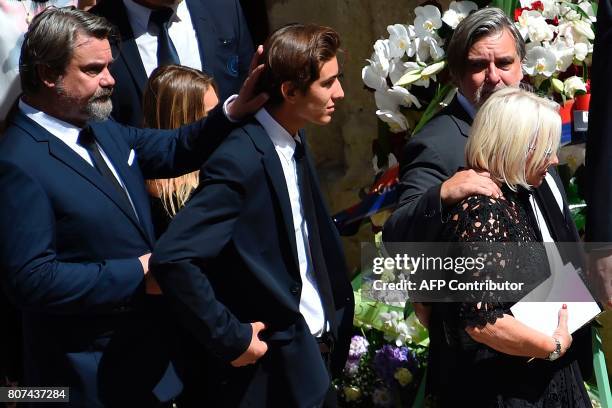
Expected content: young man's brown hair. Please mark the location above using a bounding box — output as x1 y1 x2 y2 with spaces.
257 23 341 105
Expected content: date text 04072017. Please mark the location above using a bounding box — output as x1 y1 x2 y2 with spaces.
0 387 69 402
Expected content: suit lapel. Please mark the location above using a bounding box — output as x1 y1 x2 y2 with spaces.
91 126 155 244
13 113 151 244
112 1 148 96
446 96 473 138
245 121 300 273
185 0 211 73
533 172 579 242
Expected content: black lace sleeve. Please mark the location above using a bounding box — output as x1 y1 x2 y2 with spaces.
443 194 548 328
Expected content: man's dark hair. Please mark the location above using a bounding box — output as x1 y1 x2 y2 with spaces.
20 7 116 96
257 23 341 105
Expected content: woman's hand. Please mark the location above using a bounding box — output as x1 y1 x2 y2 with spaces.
551 304 572 357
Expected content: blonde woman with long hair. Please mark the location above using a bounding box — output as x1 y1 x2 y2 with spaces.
427 87 590 407
142 64 219 237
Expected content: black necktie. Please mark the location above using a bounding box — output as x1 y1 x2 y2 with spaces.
294 140 337 335
78 128 135 216
149 8 180 66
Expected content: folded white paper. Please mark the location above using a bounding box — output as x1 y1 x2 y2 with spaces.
510 245 601 335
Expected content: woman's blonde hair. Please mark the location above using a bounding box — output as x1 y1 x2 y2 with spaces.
142 65 218 217
466 87 561 191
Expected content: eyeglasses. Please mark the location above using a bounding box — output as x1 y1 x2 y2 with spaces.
527 144 555 159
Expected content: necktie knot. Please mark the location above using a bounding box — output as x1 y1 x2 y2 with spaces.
149 7 175 29
78 127 95 147
149 7 180 66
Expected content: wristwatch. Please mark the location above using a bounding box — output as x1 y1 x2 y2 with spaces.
546 337 562 361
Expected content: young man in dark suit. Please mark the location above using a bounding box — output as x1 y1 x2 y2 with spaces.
0 7 265 407
91 0 254 126
151 23 354 407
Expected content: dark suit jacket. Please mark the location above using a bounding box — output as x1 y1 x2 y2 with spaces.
586 0 612 244
150 119 354 407
0 107 232 407
92 0 254 126
382 96 592 379
383 97 580 244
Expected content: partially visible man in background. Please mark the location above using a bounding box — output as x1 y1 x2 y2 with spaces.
92 0 254 126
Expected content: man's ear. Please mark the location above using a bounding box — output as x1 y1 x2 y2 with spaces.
37 65 61 89
280 81 298 104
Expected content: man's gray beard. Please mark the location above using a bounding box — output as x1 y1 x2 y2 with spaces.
86 96 113 122
56 81 113 122
474 83 507 107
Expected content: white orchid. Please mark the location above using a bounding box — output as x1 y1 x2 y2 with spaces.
574 42 589 61
549 38 575 71
376 110 409 133
527 16 555 43
389 59 409 85
375 86 421 111
362 63 387 91
414 5 442 38
387 24 416 59
540 0 561 19
372 39 392 74
516 10 552 42
578 1 597 22
524 46 557 77
558 144 586 173
415 34 445 63
564 76 587 99
570 20 595 40
441 1 478 29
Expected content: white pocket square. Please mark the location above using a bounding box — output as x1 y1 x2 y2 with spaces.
127 149 135 166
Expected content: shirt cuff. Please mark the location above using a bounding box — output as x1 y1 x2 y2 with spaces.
223 94 240 123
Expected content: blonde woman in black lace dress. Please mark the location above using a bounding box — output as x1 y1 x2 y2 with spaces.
427 87 591 407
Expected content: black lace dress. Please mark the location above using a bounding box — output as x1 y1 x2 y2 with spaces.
426 187 591 407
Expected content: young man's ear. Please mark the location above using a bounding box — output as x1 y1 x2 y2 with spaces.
37 65 61 89
280 81 299 104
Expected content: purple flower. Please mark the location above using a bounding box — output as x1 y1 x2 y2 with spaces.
348 335 369 360
344 358 360 378
373 344 417 388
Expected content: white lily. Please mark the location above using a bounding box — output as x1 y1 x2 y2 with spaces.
388 24 416 59
563 76 587 99
523 46 557 77
376 110 409 133
414 5 442 38
441 1 478 29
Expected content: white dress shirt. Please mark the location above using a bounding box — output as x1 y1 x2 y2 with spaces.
457 92 565 238
255 108 326 336
122 0 202 77
19 100 138 216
